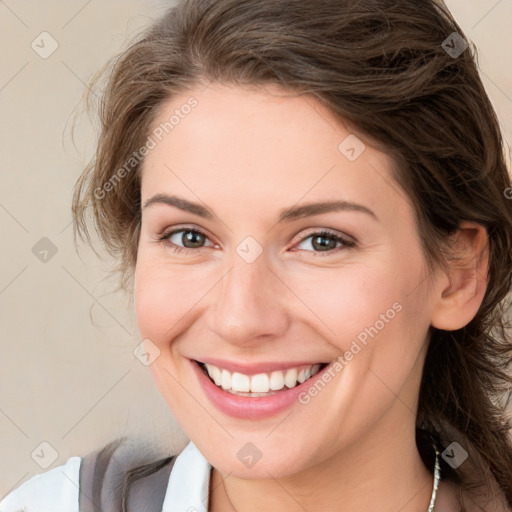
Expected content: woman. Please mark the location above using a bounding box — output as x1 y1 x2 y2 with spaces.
2 0 511 511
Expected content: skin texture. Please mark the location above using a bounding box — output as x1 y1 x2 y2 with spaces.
134 82 489 512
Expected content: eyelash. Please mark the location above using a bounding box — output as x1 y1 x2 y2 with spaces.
156 226 356 257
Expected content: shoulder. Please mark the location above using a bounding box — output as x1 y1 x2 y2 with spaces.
0 439 210 512
0 436 166 512
0 456 81 512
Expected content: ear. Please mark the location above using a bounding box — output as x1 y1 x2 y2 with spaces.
431 221 490 331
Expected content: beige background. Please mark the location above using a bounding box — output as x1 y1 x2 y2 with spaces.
1 0 511 495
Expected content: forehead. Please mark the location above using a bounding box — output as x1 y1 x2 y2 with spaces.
140 83 411 224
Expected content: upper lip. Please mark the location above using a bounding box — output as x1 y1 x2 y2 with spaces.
194 357 329 376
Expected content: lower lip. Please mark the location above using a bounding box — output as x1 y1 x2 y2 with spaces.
191 359 330 420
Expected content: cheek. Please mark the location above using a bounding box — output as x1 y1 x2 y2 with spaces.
286 249 432 395
134 259 202 343
134 258 205 414
286 261 408 350
135 270 173 341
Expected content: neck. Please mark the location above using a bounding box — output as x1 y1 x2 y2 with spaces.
210 404 435 512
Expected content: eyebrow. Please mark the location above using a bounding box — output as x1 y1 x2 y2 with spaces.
144 194 214 219
143 194 378 222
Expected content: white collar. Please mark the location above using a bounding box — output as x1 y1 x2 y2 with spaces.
162 440 212 512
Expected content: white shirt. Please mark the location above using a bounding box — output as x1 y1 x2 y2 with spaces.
0 441 212 512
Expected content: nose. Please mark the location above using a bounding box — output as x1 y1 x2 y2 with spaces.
206 254 290 347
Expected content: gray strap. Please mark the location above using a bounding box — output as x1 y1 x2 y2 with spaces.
79 438 176 512
79 437 125 512
78 448 99 512
124 457 177 511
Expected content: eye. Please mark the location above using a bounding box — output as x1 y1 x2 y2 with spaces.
158 227 215 254
156 226 355 256
293 230 355 256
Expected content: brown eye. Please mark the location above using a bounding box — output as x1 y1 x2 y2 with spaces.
295 230 355 255
310 233 340 251
176 229 207 248
159 227 215 253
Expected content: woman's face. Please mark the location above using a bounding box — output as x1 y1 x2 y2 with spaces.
135 83 442 478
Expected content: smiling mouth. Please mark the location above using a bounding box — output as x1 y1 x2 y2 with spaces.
196 360 329 397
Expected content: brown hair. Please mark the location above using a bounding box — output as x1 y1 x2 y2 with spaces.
72 0 512 509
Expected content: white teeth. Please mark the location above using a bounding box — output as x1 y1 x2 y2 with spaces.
231 372 250 392
206 364 222 386
251 373 270 393
284 368 297 388
202 362 324 394
269 371 285 391
221 369 231 390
